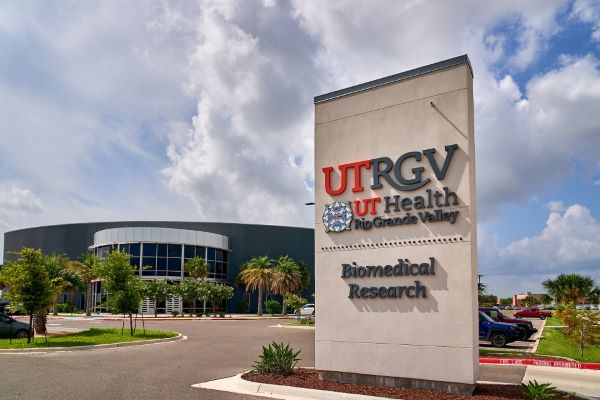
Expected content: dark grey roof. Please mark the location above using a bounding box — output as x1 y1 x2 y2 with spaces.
314 54 472 104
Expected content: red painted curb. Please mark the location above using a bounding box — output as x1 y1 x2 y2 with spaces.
480 357 600 370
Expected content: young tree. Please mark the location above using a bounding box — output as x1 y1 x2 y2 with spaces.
184 256 209 313
522 296 540 307
560 304 600 357
70 253 100 316
0 248 54 343
284 294 307 318
176 279 205 316
184 256 209 280
142 279 173 318
205 283 234 315
237 256 275 316
95 250 143 335
499 297 512 307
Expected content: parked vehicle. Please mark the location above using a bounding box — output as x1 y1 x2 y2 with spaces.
299 303 315 316
479 307 537 340
479 311 520 348
0 312 30 339
514 307 552 320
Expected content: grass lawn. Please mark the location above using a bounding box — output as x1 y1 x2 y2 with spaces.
544 316 564 326
537 327 600 362
0 328 177 349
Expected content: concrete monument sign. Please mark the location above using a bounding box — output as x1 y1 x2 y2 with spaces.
314 55 478 394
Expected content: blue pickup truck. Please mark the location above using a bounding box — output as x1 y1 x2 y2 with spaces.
479 311 520 347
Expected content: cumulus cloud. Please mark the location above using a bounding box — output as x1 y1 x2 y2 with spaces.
546 200 565 212
481 204 600 296
0 184 42 228
572 0 600 42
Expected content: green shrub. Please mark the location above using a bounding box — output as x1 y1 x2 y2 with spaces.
57 301 76 313
521 380 558 400
265 300 281 316
252 341 301 376
195 311 202 317
218 312 225 318
299 318 315 326
171 311 179 317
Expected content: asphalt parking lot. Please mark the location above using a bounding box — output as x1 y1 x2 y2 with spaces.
479 318 545 352
0 318 314 400
0 317 525 399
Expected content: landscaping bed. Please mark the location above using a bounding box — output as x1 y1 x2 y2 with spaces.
242 369 572 400
537 327 600 363
0 328 178 349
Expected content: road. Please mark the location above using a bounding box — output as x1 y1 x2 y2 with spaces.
0 317 525 399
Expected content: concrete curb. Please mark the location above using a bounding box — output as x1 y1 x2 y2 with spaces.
270 324 316 330
0 332 186 354
524 365 600 398
192 372 399 400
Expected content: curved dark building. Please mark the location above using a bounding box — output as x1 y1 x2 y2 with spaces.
3 221 314 314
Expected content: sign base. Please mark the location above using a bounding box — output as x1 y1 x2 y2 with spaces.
319 370 476 396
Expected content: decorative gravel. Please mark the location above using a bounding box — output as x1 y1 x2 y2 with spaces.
242 369 573 400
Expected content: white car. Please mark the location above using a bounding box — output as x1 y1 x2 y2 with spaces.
299 303 315 316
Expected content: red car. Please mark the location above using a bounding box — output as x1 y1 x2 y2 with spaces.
514 307 552 320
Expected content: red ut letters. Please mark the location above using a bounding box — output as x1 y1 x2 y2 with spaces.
322 160 371 196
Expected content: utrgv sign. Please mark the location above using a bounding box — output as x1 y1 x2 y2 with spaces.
314 55 479 395
322 144 461 232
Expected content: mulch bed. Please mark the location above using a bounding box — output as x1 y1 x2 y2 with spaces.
242 369 573 400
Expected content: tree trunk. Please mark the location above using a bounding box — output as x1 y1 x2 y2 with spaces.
257 287 263 316
129 312 134 336
52 296 58 316
282 294 288 316
86 281 93 316
192 299 196 317
28 312 33 344
154 298 158 318
33 311 47 334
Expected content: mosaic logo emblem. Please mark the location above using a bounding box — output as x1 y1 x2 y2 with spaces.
322 201 353 233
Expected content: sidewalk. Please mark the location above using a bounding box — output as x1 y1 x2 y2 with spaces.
523 365 600 398
39 313 293 321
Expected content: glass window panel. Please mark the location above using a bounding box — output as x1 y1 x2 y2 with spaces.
207 248 216 261
97 246 110 258
223 251 228 263
222 262 227 276
195 246 206 258
216 249 223 262
168 257 181 271
142 269 155 276
156 257 167 269
208 260 216 274
167 270 180 277
168 244 181 258
184 245 195 259
129 243 141 256
142 257 156 269
143 243 156 257
130 256 140 268
216 262 223 274
157 244 168 257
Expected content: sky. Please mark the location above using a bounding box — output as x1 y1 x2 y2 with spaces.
1 0 599 298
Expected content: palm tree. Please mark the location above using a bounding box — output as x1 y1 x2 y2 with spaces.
236 256 275 316
272 256 303 315
542 274 597 304
34 254 83 334
70 253 100 316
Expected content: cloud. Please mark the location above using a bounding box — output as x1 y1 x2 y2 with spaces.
162 1 318 226
572 0 600 42
0 183 42 228
546 201 565 212
476 54 600 219
480 204 600 296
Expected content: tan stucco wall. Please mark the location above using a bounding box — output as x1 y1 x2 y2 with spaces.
314 62 478 385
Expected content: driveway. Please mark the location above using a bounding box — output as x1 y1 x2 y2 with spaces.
0 317 526 399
